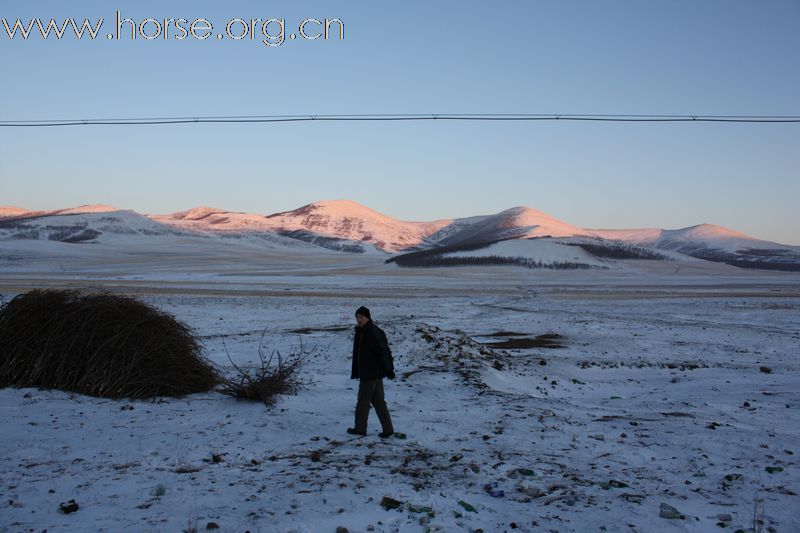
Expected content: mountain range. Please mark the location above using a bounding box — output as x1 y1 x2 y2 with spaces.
1 200 799 271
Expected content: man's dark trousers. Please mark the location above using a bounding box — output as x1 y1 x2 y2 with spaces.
354 378 393 434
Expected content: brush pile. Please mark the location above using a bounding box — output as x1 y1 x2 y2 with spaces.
0 289 219 398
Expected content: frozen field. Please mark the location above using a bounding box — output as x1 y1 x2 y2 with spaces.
1 256 799 532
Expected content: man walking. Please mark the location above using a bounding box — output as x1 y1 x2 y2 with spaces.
348 306 395 438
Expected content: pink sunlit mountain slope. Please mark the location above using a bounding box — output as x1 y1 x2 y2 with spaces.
53 204 121 215
0 206 30 218
431 206 593 248
2 200 798 270
0 208 182 242
0 204 121 221
151 206 276 232
151 201 586 253
150 200 447 253
592 224 800 254
261 200 453 253
589 224 800 270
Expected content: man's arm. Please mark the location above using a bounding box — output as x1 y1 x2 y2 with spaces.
350 328 360 379
374 327 395 379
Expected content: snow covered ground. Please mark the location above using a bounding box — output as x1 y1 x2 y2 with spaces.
1 260 799 532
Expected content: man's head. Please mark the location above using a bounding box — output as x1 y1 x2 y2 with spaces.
355 306 371 327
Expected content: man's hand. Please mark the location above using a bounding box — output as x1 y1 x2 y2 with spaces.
386 370 396 380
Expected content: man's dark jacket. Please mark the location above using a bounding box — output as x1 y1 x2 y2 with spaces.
351 320 393 380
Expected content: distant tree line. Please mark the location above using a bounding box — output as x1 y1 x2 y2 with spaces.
279 230 365 253
388 251 600 270
696 256 800 272
723 260 800 272
562 241 670 260
737 248 794 257
386 238 505 266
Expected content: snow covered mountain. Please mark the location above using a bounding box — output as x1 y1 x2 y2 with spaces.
0 207 181 243
591 224 800 270
0 205 345 253
155 202 593 253
0 206 31 218
429 206 592 248
149 201 412 253
1 201 798 270
260 200 452 253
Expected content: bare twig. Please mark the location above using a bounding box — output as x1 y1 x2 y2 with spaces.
217 325 314 407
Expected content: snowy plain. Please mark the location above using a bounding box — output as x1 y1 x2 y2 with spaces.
1 241 799 533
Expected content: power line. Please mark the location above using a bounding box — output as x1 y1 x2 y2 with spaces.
1 113 799 127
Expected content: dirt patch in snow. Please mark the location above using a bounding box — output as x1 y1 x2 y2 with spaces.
481 333 565 349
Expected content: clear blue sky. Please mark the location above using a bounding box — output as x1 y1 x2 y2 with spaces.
1 0 798 244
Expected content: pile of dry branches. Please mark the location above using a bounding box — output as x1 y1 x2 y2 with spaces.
0 289 219 398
